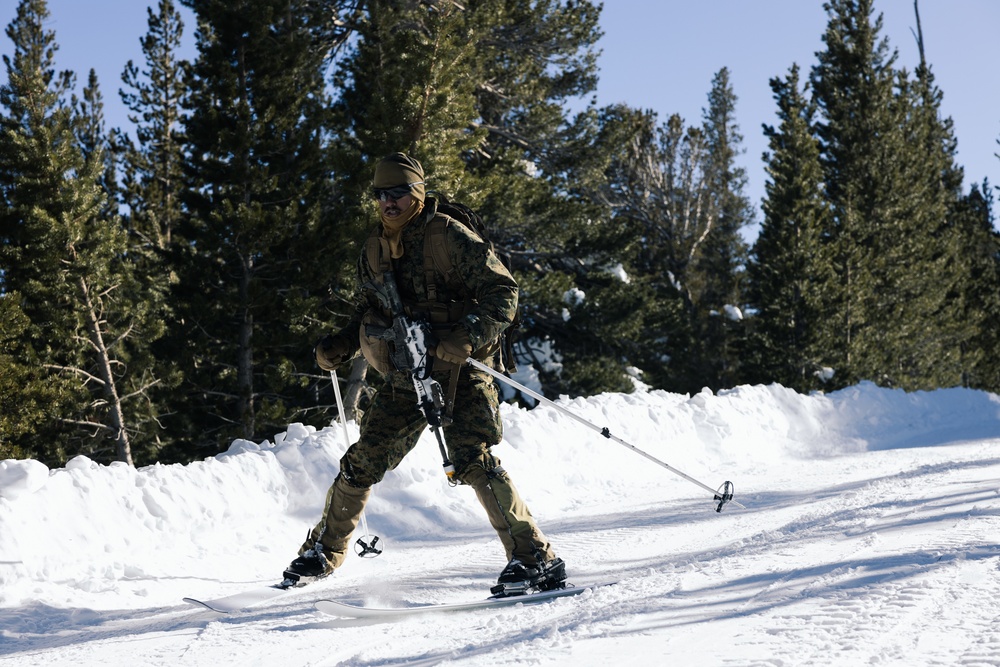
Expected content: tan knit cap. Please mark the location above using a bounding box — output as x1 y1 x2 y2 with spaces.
373 153 425 203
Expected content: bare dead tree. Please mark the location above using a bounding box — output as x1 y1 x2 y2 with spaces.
911 0 926 67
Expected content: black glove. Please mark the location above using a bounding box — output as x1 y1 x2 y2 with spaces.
315 334 351 372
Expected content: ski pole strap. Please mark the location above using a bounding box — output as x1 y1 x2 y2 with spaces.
445 364 461 421
465 357 745 511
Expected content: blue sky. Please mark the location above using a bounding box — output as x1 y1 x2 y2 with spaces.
3 0 999 235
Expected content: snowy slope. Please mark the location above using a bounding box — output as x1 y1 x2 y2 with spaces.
1 382 999 666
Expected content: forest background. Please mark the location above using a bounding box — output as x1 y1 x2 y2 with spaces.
2 0 999 468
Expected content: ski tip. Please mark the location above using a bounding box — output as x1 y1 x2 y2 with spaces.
182 597 228 613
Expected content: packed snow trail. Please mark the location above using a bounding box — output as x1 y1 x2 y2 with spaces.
1 383 999 666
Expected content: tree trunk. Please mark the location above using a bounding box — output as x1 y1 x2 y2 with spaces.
77 276 134 466
238 252 255 440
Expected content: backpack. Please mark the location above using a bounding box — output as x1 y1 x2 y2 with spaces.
424 194 521 374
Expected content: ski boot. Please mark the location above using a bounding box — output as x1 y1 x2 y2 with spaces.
280 546 333 589
490 557 567 597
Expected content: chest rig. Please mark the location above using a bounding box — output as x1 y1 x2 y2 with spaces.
365 202 475 322
359 199 494 384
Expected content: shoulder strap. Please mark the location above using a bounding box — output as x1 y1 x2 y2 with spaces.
423 215 454 302
364 225 391 281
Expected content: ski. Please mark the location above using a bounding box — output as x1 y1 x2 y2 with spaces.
183 585 289 613
183 575 326 613
314 582 614 619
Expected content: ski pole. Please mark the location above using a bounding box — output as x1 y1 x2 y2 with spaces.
465 358 744 512
331 370 382 557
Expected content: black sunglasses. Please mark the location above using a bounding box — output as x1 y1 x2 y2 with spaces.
372 182 423 202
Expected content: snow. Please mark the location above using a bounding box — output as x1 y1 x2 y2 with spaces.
711 305 744 321
2 381 999 666
562 287 585 306
723 304 744 321
607 263 630 284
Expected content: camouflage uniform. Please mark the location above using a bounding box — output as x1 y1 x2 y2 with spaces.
301 200 556 573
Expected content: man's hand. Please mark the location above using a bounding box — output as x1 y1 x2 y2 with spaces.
315 334 352 372
434 326 472 366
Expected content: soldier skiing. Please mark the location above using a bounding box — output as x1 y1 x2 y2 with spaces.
283 152 566 597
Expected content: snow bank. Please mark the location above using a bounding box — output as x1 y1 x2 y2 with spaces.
1 382 998 608
0 458 49 501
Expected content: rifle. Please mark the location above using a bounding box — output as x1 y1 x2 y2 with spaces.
363 270 456 483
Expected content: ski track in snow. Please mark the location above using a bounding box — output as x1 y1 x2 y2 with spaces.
2 386 1000 666
4 446 999 667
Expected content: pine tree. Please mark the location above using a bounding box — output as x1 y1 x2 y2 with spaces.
746 64 834 390
0 293 55 459
811 0 892 386
331 0 482 184
466 0 616 397
573 69 752 394
0 0 77 462
954 181 1000 390
903 0 982 388
0 0 160 464
810 0 976 390
571 105 702 393
901 8 993 389
689 67 753 388
176 0 336 454
510 152 648 396
119 0 186 253
74 69 121 217
116 0 188 457
893 59 970 388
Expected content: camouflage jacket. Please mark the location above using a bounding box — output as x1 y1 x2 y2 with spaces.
339 203 517 373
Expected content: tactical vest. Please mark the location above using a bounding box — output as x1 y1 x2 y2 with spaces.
358 197 503 376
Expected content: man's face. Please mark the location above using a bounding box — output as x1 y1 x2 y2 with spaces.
378 192 413 219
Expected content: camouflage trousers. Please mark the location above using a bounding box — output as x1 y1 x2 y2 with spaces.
302 369 556 570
